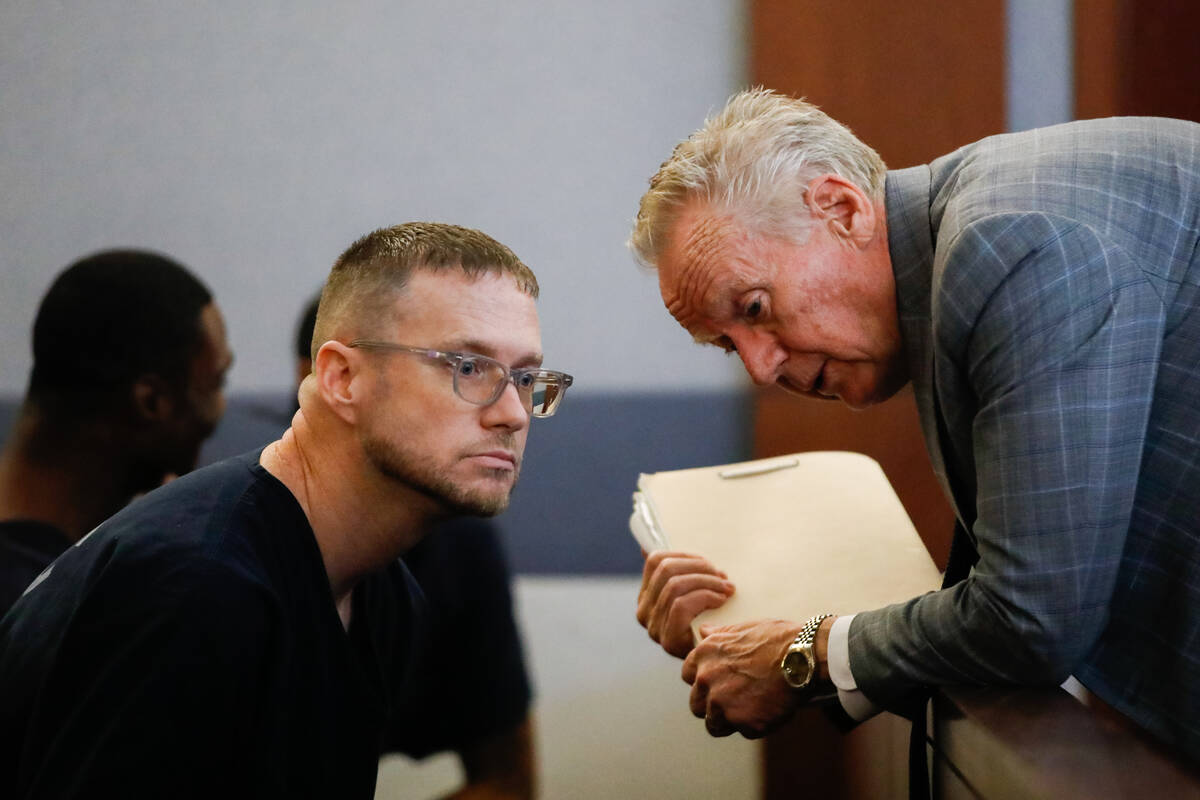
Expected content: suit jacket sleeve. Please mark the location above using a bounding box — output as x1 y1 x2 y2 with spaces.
847 213 1166 715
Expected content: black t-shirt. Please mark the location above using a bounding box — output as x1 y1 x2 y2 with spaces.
0 452 420 799
0 519 71 615
390 517 532 758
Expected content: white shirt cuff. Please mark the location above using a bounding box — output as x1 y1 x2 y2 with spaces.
828 614 882 722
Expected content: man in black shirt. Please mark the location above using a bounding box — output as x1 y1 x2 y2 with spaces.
0 223 573 798
0 250 232 613
294 296 536 797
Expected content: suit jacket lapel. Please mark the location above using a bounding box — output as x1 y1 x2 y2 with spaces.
885 166 965 526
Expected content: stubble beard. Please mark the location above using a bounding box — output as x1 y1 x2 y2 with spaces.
362 433 519 517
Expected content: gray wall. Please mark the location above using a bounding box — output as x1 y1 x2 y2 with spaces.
0 10 757 795
0 0 748 397
0 1 756 577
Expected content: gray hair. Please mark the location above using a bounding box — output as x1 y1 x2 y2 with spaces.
628 88 887 269
312 222 538 359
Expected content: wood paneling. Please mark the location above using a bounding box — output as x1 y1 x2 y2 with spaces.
752 0 1006 168
747 0 1006 579
749 3 1005 797
932 687 1200 798
1074 0 1126 120
1075 0 1200 122
750 3 1200 797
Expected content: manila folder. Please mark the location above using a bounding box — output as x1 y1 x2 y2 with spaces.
631 451 942 631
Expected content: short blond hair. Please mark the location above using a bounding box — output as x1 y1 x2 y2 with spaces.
312 222 538 359
629 88 887 269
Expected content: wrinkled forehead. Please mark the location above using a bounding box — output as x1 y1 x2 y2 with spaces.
658 207 754 336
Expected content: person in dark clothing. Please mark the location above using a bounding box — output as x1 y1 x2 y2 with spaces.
0 222 572 798
295 294 537 797
0 250 232 613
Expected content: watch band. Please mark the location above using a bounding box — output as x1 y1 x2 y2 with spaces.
780 613 834 691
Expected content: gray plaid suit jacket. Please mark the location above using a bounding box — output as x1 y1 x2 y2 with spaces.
846 117 1200 761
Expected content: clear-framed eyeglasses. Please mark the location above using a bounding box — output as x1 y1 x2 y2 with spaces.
348 340 574 418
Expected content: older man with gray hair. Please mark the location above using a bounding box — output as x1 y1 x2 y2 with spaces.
631 88 1200 765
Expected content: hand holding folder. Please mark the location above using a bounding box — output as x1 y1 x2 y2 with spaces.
630 451 941 638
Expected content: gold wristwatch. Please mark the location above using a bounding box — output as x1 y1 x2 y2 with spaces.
780 613 834 691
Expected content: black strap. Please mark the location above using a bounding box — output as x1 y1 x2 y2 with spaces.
908 521 979 799
909 705 931 800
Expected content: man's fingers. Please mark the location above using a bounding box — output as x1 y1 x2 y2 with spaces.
651 573 731 625
643 550 723 577
658 588 730 657
687 674 734 737
678 621 804 740
682 648 700 686
639 571 732 638
636 552 735 659
686 660 705 704
641 563 730 619
640 552 729 605
705 709 734 738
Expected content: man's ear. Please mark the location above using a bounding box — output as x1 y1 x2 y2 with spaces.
131 375 175 423
804 174 876 245
313 341 361 425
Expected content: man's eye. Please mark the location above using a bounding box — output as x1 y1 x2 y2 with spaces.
745 299 763 320
458 360 479 377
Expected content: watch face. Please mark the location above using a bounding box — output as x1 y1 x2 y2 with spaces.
782 648 815 689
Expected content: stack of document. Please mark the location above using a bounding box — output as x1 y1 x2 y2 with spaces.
630 451 942 632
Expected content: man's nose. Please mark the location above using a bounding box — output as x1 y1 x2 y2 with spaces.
731 329 785 386
482 378 530 431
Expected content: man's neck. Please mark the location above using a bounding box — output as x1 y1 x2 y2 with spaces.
259 416 436 609
0 410 146 542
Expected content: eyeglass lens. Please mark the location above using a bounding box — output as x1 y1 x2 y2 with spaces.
453 356 566 417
